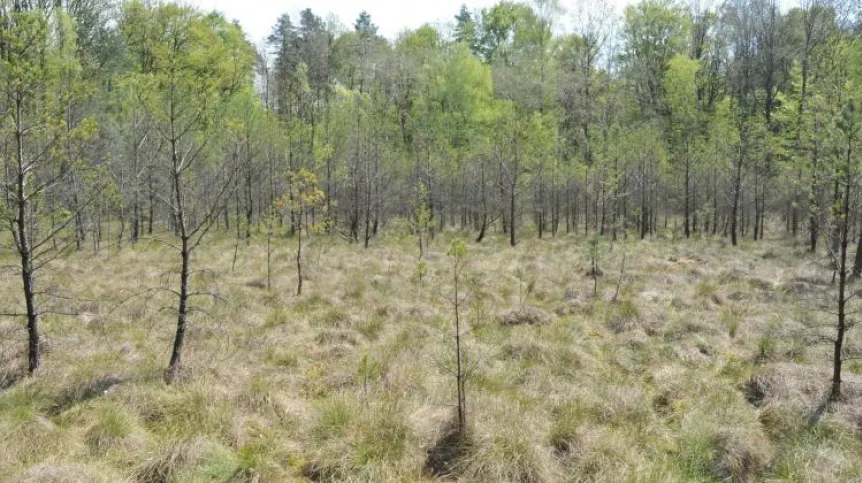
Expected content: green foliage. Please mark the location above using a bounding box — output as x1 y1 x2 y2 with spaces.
119 2 256 132
447 237 468 260
622 0 689 114
280 169 326 216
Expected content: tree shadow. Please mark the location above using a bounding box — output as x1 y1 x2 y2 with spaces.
0 367 26 391
424 418 469 480
47 374 126 416
806 394 831 427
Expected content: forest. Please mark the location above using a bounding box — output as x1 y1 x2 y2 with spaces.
2 0 862 481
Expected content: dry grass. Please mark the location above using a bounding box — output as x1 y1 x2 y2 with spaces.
1 227 861 481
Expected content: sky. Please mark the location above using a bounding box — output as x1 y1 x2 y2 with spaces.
189 0 495 44
189 0 809 45
188 0 633 45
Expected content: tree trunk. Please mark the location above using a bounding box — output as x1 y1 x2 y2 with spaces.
296 211 303 295
509 179 517 247
14 96 40 375
831 140 852 402
476 162 488 243
131 135 141 243
167 136 190 384
147 167 155 235
684 155 691 238
167 233 190 384
809 133 820 253
731 139 744 247
852 214 862 277
640 162 648 240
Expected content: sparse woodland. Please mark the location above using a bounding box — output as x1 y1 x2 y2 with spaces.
4 0 862 481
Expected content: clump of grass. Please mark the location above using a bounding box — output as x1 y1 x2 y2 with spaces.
304 398 413 479
553 423 639 479
239 374 283 415
669 296 687 310
756 335 776 363
747 277 774 291
357 353 385 390
662 314 716 341
294 292 330 313
318 308 350 328
745 364 827 437
11 462 121 483
265 346 298 369
314 328 358 347
845 359 862 375
356 315 385 340
710 429 774 482
720 307 742 338
666 368 774 482
312 398 354 442
353 406 409 466
133 437 239 482
345 282 366 301
499 342 545 366
607 299 640 333
552 384 651 440
136 383 235 441
696 282 718 298
717 268 744 285
264 304 290 328
0 401 77 467
500 307 553 326
770 419 862 480
679 426 774 482
232 425 293 481
300 364 350 398
460 423 560 483
84 403 147 456
424 419 467 478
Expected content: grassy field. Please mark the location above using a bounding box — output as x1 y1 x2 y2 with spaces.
1 227 862 482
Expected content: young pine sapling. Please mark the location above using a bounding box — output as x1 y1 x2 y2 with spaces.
278 168 325 296
447 238 469 438
613 230 631 302
412 182 432 282
587 233 603 297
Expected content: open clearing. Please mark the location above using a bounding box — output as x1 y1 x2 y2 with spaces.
1 231 861 482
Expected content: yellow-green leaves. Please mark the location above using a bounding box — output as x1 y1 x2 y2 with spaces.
412 182 432 227
665 54 699 132
278 169 326 231
447 238 468 260
119 1 256 143
287 169 326 209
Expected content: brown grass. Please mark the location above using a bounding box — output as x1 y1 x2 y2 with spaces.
0 229 861 481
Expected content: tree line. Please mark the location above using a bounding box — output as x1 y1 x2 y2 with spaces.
1 0 862 386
